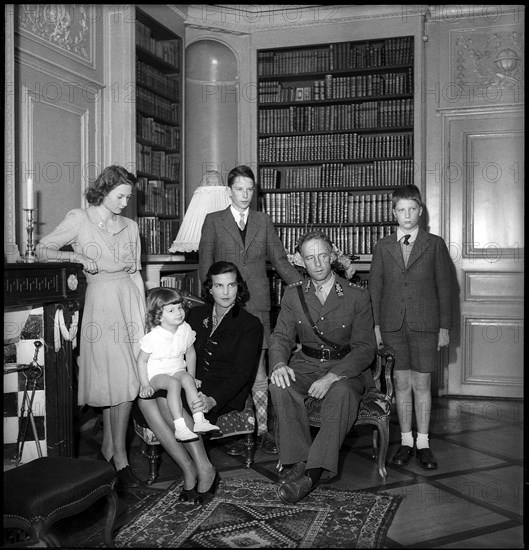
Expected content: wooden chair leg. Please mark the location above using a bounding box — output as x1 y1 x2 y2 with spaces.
375 421 389 480
243 433 255 468
142 442 161 485
103 490 119 547
372 427 379 459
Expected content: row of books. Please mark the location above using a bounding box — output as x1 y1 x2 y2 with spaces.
160 273 197 294
136 178 180 216
329 37 414 70
258 99 413 133
136 143 181 181
264 191 396 225
258 132 413 163
258 47 331 76
136 61 179 98
137 114 181 150
136 20 180 69
257 37 413 76
138 217 180 255
136 87 180 125
260 160 414 189
276 224 395 255
258 70 413 103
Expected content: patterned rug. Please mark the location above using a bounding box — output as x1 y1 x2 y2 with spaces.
114 477 402 548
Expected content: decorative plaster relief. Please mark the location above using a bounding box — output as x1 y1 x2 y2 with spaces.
451 27 524 103
18 4 92 62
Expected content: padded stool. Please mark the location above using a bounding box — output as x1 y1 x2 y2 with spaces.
3 457 118 547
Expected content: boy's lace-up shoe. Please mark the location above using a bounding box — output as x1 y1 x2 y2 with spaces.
391 445 414 466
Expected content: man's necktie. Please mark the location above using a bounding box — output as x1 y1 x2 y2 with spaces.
315 285 325 305
238 213 245 231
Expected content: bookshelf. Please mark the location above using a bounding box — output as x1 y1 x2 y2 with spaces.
257 36 414 266
142 259 200 294
135 8 182 257
257 36 414 311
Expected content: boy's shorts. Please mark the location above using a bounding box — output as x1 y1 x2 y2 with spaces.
382 319 438 373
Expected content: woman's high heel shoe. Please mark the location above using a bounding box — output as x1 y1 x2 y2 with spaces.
178 483 198 503
194 471 220 505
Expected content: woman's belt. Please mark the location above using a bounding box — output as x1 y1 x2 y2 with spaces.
301 345 351 362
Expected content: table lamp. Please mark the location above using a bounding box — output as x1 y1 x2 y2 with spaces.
169 170 231 253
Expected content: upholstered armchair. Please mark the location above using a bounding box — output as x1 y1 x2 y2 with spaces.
303 345 395 480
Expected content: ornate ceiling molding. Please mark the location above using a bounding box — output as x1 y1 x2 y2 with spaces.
170 4 427 34
425 4 523 22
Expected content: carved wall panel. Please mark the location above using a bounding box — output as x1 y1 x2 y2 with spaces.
17 4 95 67
445 22 524 107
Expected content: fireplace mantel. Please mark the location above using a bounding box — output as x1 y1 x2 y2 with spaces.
4 262 86 309
4 262 86 458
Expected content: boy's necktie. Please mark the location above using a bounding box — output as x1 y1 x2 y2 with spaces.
401 235 412 266
238 213 245 231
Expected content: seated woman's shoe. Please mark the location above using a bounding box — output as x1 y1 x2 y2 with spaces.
178 483 198 502
193 419 221 435
194 470 220 505
116 465 142 490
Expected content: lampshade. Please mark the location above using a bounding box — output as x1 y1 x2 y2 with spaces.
169 170 231 253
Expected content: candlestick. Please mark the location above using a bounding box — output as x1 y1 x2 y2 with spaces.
26 178 34 210
23 208 36 263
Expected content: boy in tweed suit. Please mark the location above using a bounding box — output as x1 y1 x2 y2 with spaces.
369 184 452 469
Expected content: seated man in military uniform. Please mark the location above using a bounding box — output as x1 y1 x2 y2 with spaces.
269 230 376 504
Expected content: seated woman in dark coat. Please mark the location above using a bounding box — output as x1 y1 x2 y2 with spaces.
136 261 262 503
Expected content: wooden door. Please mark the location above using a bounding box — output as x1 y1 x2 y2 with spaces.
444 108 523 397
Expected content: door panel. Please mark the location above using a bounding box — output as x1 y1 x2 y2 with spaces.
445 109 523 397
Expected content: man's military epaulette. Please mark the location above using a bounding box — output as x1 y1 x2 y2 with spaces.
287 280 304 288
347 281 367 291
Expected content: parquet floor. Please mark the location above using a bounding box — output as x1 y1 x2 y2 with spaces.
4 397 524 548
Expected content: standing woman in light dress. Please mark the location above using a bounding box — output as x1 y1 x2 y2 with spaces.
36 165 145 489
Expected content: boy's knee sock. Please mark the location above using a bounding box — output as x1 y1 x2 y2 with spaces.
401 431 414 447
416 432 429 449
252 378 269 436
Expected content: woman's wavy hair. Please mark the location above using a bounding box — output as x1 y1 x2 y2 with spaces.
202 261 249 306
85 165 137 205
145 287 186 331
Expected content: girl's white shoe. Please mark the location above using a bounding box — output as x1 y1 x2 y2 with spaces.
174 424 199 442
193 419 221 434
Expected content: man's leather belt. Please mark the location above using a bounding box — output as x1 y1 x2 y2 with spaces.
301 345 351 362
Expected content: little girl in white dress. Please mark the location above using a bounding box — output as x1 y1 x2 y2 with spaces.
137 287 220 441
